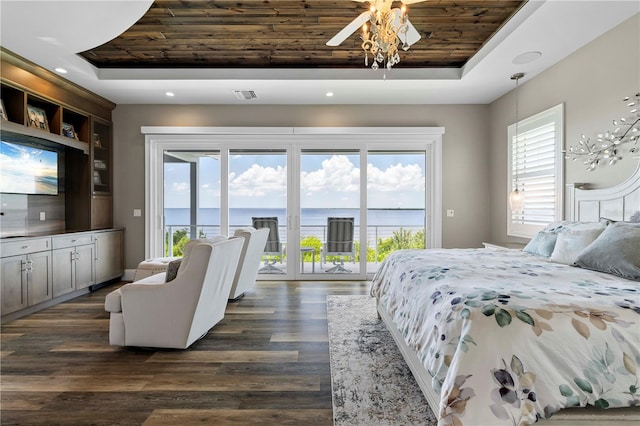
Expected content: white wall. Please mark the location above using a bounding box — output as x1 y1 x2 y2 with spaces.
112 104 491 269
488 13 640 244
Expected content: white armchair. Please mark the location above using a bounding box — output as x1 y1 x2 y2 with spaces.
104 238 243 349
228 227 270 300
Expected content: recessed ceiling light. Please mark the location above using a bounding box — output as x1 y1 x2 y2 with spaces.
165 92 175 97
54 67 67 74
512 51 542 65
326 92 334 97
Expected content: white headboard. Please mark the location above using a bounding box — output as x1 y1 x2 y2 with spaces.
568 163 640 221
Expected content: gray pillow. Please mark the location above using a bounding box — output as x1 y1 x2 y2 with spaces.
550 227 604 265
165 259 182 282
574 223 640 281
523 231 558 257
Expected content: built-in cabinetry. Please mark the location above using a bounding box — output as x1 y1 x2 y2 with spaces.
1 229 123 320
1 47 116 231
1 237 53 314
94 229 123 284
52 233 95 297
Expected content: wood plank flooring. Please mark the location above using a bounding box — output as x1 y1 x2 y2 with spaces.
1 280 371 425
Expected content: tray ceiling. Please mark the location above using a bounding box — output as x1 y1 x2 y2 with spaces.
79 0 524 69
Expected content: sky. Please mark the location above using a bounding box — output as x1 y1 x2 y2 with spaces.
164 152 425 209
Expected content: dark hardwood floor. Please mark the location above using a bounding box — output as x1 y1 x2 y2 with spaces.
1 280 371 425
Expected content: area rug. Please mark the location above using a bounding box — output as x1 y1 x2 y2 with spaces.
327 295 437 425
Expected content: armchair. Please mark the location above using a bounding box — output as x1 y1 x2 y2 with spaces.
228 227 270 300
252 217 285 274
104 238 243 349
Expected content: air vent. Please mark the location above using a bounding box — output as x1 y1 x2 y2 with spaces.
233 90 258 100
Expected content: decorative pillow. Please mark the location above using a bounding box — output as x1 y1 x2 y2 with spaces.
523 231 558 257
549 227 605 265
574 222 640 281
165 259 182 282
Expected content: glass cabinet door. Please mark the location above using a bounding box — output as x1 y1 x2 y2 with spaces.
91 120 111 194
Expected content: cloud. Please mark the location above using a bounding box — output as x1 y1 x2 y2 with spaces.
367 162 424 192
301 155 359 193
170 181 189 192
229 164 287 197
301 155 424 194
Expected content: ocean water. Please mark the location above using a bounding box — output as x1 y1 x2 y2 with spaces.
164 208 424 227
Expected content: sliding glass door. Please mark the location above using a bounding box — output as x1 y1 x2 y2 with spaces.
300 149 362 275
229 149 288 275
163 150 220 257
367 151 426 270
145 128 443 280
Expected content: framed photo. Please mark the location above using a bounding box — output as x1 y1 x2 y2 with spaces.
0 99 7 121
94 159 107 170
27 105 49 131
93 133 102 148
62 122 78 139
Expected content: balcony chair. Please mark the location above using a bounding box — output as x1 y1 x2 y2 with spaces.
252 217 285 274
322 217 356 273
228 227 270 300
104 237 243 349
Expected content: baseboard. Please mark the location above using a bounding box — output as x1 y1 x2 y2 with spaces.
122 269 136 282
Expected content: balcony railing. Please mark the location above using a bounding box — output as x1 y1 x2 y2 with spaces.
164 224 425 265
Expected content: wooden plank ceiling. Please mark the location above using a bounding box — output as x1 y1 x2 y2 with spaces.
79 0 525 69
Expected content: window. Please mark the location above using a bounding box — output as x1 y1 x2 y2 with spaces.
507 104 564 238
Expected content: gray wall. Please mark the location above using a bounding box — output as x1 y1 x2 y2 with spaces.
112 13 639 269
488 13 640 244
112 105 491 268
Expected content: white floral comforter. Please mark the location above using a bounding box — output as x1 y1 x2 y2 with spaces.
370 248 640 425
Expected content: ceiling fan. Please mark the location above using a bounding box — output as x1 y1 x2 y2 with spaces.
327 0 426 50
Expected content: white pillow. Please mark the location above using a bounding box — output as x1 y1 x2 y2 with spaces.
550 227 605 265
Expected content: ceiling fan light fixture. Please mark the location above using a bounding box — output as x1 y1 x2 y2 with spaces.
354 0 424 71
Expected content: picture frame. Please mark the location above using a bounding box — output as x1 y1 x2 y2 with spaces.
93 133 102 148
62 122 78 140
27 105 49 131
0 99 7 121
94 159 107 170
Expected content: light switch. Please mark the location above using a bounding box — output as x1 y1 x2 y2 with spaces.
133 209 142 217
446 209 455 217
39 211 46 221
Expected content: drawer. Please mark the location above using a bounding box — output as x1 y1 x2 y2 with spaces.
1 237 51 257
52 234 94 249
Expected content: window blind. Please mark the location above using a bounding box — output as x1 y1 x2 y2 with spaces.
508 104 563 238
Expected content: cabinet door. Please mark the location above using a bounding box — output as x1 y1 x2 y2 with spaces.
75 244 95 290
1 255 27 314
95 231 123 283
91 195 112 229
52 248 75 298
28 251 53 306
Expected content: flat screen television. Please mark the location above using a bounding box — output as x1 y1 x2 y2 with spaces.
0 140 59 195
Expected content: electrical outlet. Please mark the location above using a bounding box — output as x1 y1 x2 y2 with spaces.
446 209 455 217
39 211 46 221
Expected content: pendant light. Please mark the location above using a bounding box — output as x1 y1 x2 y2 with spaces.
509 72 525 213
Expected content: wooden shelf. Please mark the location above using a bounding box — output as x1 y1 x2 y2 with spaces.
0 120 89 154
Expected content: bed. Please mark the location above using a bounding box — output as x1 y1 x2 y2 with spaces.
371 165 640 425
